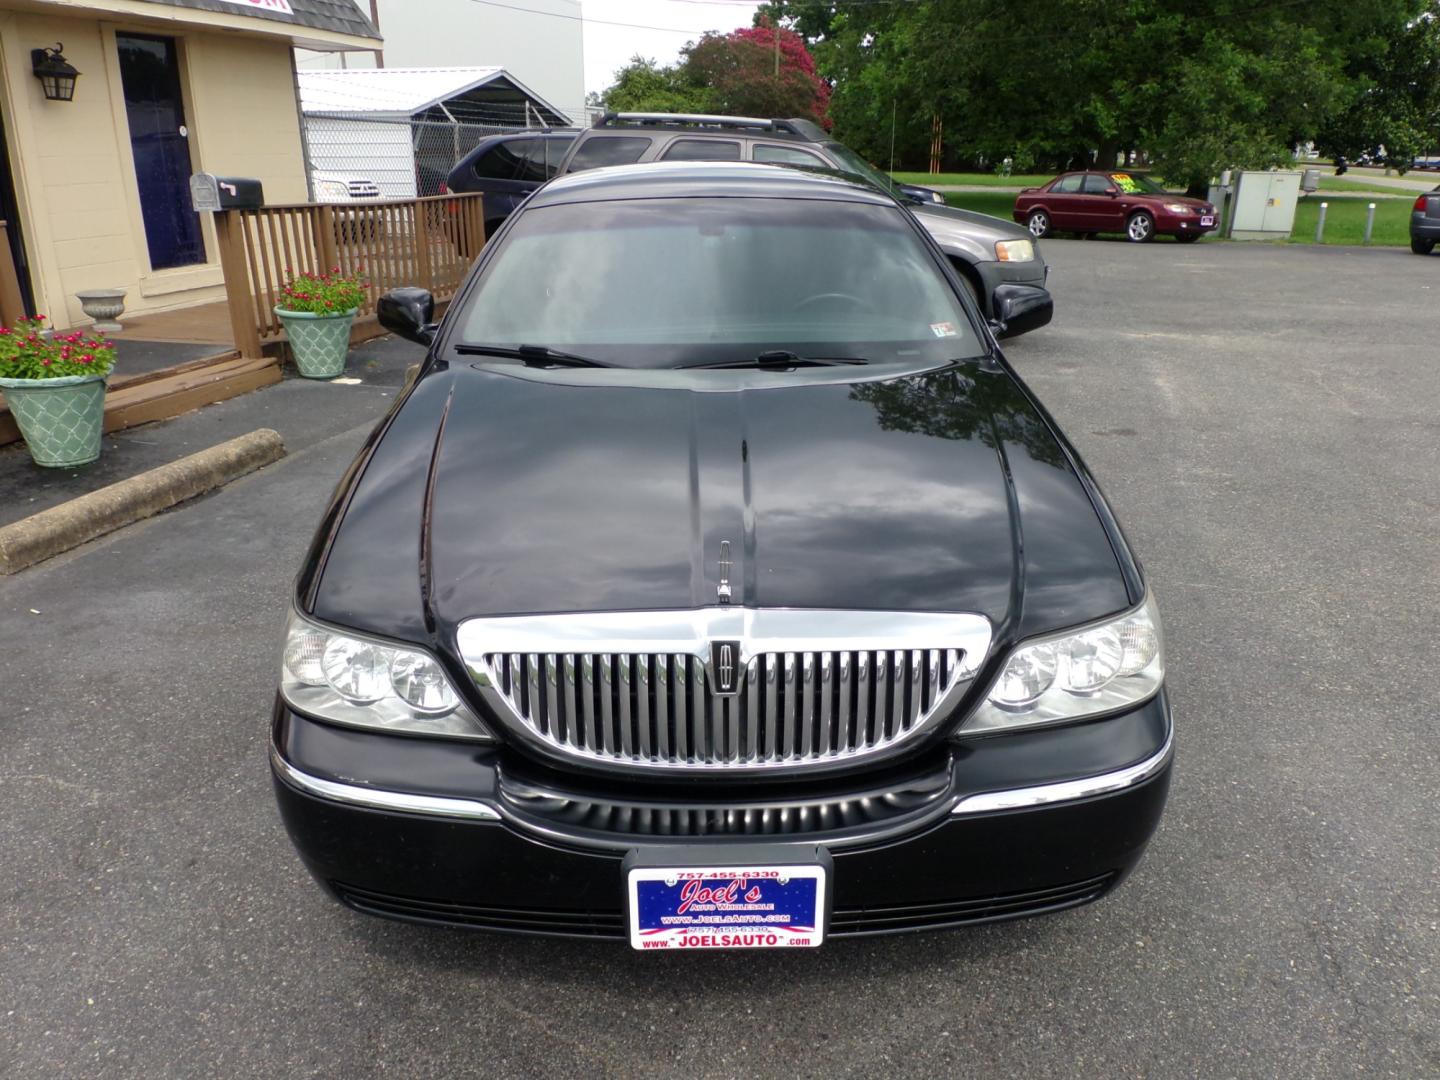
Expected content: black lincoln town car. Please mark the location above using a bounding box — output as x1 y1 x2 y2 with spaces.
272 162 1172 949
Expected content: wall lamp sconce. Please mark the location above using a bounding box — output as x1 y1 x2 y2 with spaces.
31 44 80 102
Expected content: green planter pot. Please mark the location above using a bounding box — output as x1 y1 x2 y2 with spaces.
275 306 358 379
0 371 107 468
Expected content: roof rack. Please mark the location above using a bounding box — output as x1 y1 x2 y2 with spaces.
597 112 806 134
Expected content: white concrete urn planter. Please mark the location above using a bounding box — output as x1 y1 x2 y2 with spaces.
75 289 127 332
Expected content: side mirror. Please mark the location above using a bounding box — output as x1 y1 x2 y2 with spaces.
377 287 437 346
989 283 1054 339
1106 187 1121 196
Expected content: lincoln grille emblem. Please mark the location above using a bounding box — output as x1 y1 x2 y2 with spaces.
716 540 733 605
710 640 741 695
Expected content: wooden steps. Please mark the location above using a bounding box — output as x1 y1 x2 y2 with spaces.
0 350 280 448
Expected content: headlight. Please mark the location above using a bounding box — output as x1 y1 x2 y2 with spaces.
280 609 493 740
959 593 1163 734
316 179 348 200
994 238 1035 262
1162 203 1193 214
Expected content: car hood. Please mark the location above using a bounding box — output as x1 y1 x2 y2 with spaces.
311 362 1130 645
1135 192 1210 210
912 201 1034 246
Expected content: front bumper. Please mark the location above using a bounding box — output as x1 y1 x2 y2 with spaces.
271 694 1172 939
1161 213 1218 236
975 256 1049 317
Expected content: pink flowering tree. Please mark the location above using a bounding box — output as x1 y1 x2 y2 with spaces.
682 18 832 126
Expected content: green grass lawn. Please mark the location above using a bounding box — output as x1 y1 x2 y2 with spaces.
941 192 1022 219
891 171 1051 188
1290 195 1410 245
941 191 1412 246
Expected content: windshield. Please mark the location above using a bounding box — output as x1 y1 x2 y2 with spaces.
1108 172 1168 194
822 142 898 192
455 197 984 369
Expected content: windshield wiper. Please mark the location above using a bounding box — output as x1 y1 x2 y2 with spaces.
684 351 870 371
454 343 616 368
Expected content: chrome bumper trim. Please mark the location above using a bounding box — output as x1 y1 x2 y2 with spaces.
270 746 502 822
951 729 1173 815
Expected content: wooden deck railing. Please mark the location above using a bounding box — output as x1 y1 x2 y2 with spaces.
213 193 485 357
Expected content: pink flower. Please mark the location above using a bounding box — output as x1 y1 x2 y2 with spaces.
41 358 51 366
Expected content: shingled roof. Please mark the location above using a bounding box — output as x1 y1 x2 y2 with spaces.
144 0 380 41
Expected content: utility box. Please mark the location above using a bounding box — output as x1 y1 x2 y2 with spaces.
1228 171 1301 240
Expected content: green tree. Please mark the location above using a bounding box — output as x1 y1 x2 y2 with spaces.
1317 14 1440 170
762 0 1433 184
601 56 708 114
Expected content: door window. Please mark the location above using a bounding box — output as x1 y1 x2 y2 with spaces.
511 140 549 184
543 137 576 179
1080 174 1113 194
1052 174 1082 193
473 140 528 181
660 139 741 161
117 33 204 270
567 137 650 172
752 143 826 166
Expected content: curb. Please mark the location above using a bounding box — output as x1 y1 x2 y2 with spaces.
0 428 286 575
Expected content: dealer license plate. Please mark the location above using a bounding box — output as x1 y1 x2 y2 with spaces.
627 864 826 950
1200 215 1215 226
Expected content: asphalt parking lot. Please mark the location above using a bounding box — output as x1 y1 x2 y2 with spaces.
2 239 1437 1079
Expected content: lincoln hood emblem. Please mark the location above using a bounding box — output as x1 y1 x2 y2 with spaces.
717 539 733 605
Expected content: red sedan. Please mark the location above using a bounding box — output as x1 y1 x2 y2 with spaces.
1014 171 1217 243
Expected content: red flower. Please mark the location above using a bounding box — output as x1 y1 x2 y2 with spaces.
41 358 51 366
79 353 93 362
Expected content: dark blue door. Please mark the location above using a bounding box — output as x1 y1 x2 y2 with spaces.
116 33 204 270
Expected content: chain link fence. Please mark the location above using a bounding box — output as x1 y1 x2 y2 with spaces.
302 110 570 200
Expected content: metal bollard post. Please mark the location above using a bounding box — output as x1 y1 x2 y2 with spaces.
1363 202 1376 244
1315 202 1328 243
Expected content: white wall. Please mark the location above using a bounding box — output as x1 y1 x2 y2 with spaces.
296 0 585 124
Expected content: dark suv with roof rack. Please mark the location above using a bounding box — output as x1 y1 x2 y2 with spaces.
445 129 578 236
451 114 1052 336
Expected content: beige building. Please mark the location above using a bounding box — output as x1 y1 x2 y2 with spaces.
0 0 379 331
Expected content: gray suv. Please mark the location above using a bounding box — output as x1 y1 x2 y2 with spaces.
550 113 1051 334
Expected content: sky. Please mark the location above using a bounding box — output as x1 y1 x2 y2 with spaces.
581 0 764 97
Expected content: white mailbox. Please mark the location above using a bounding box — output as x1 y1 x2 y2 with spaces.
1229 171 1302 240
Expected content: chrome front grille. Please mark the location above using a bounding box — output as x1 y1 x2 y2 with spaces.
458 609 991 772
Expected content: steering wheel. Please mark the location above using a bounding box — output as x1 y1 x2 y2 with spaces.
792 292 874 314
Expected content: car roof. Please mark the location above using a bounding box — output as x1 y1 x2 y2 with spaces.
528 160 900 208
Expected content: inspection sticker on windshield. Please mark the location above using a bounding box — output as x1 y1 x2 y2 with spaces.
627 865 826 950
930 321 959 338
